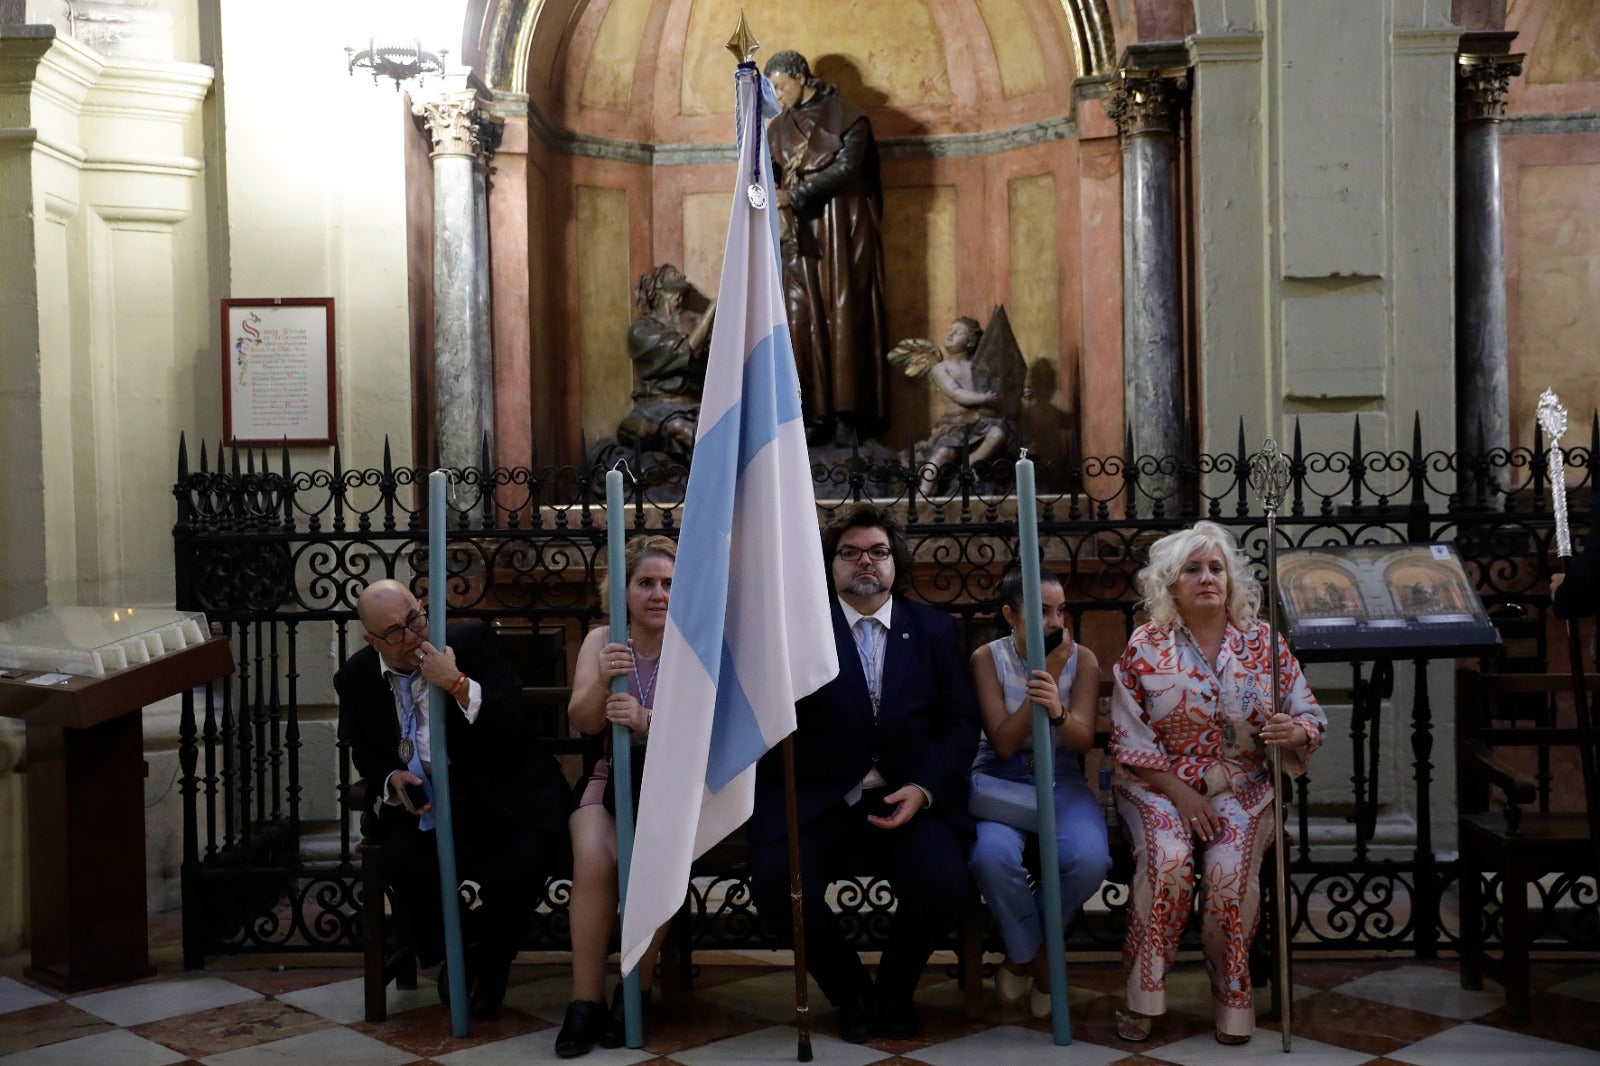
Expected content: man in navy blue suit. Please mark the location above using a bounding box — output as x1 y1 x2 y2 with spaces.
749 502 979 1042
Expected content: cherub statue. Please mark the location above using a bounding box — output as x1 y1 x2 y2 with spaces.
889 306 1027 495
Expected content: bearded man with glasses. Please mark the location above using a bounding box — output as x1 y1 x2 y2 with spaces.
336 579 568 1019
748 502 979 1042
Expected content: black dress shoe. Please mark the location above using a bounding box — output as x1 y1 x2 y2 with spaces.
469 952 511 1020
599 983 627 1048
877 998 921 1040
554 999 608 1058
836 993 875 1044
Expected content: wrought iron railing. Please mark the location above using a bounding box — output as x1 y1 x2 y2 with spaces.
172 414 1597 965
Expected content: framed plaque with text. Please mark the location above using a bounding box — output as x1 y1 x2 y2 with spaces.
221 297 336 446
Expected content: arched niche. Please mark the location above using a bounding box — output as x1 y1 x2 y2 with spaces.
450 1 1131 470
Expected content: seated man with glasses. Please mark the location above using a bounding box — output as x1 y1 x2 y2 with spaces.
336 579 568 1019
748 502 979 1042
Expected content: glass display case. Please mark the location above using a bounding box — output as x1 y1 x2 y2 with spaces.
0 605 210 677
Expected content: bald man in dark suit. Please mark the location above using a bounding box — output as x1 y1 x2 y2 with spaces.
337 580 567 1019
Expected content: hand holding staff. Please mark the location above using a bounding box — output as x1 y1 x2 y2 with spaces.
1248 439 1294 1052
1536 390 1600 876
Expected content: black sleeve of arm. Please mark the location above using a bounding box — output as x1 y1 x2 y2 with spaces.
335 667 404 789
1555 496 1600 620
917 615 981 801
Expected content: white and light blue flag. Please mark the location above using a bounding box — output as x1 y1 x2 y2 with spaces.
619 64 839 974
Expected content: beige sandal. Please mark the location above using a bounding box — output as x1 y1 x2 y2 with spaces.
1115 1009 1153 1042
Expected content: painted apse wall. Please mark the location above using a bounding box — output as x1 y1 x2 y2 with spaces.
485 0 1115 468
1503 0 1600 448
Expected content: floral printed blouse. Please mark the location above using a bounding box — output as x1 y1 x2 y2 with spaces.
1109 619 1326 815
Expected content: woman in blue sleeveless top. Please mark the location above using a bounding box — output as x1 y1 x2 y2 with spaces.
969 566 1110 1016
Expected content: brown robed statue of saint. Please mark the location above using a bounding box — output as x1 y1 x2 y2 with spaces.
764 50 890 448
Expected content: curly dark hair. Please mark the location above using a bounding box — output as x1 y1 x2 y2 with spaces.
820 502 912 594
763 50 813 83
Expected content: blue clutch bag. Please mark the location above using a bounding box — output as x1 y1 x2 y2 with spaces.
968 771 1039 831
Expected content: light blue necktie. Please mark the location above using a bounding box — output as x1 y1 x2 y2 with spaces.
853 617 883 711
396 672 436 831
845 618 883 808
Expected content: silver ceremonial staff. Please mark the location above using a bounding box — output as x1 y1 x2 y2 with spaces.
1249 437 1293 1052
1537 389 1600 873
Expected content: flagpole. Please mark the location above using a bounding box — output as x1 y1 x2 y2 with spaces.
1249 439 1293 1052
1015 452 1070 1044
722 16 815 1059
427 470 470 1036
1537 390 1600 877
605 467 644 1049
779 734 814 1061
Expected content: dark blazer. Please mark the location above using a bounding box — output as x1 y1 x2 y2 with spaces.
749 596 979 843
1555 494 1600 620
335 620 568 835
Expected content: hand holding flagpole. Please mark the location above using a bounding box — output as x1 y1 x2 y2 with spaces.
1248 438 1293 1052
1537 390 1600 876
605 465 644 1049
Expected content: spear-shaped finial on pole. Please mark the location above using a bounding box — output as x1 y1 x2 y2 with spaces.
1248 436 1291 520
1248 435 1293 1052
726 9 760 64
1538 388 1571 558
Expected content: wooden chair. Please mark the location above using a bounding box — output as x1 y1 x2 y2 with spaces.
1456 668 1600 1024
346 778 418 1023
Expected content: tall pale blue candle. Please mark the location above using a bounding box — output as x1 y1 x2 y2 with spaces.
427 470 469 1036
1015 454 1071 1044
604 470 644 1047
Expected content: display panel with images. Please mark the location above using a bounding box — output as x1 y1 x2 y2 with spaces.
1274 543 1498 658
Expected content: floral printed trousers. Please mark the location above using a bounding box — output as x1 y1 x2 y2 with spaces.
1114 778 1274 1038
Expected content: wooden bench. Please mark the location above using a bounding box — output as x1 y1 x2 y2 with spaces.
350 681 1285 1024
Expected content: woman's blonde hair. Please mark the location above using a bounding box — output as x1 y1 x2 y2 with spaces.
597 534 677 600
624 534 676 580
1136 520 1259 628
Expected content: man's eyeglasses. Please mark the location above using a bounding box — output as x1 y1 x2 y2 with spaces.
836 545 892 563
368 610 427 644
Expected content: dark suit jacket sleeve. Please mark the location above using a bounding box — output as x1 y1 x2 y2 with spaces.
906 606 980 806
335 647 404 793
1555 495 1600 620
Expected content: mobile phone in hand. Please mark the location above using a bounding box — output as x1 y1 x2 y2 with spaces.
402 781 429 810
1043 628 1065 654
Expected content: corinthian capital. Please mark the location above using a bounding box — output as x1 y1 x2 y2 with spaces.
1107 67 1188 138
1456 51 1524 122
414 88 482 158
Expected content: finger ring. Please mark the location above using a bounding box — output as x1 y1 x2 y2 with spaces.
1190 816 1199 822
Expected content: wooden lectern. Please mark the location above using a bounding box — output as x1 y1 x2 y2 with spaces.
0 621 233 991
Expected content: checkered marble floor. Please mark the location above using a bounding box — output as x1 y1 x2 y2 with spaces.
3 920 1598 1065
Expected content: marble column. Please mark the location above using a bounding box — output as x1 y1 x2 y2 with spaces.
414 86 500 473
471 119 500 471
1454 32 1522 502
1108 46 1189 496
